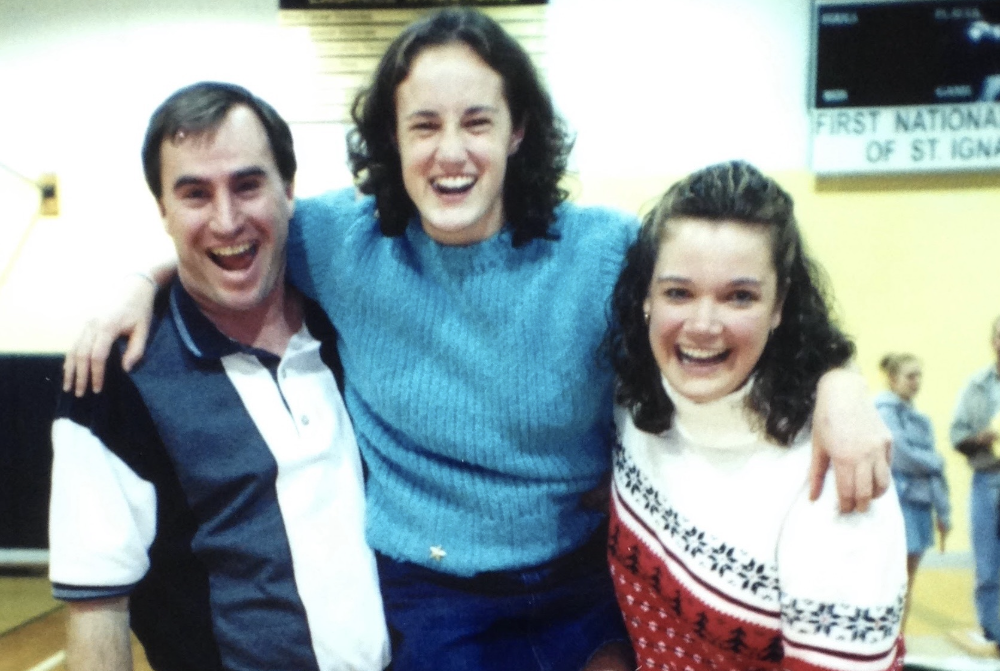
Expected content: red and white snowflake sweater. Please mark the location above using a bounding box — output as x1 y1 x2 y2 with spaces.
609 380 907 671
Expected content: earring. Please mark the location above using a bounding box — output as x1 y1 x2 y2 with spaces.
643 311 650 325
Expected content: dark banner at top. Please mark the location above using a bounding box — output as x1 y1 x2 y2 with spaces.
280 0 546 8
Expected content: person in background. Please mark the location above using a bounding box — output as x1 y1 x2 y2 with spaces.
949 317 1000 657
60 9 894 671
49 82 389 671
605 160 907 671
875 353 950 630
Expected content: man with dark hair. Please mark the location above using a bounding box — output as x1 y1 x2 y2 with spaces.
48 82 390 671
949 315 1000 657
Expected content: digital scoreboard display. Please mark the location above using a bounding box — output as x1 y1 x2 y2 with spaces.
810 0 1000 174
814 1 1000 107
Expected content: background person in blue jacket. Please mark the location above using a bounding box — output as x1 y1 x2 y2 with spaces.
875 352 950 628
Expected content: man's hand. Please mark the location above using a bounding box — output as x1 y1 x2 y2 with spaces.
809 368 892 513
63 273 158 396
974 428 999 447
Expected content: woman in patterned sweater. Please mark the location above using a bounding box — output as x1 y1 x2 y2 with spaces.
604 160 907 671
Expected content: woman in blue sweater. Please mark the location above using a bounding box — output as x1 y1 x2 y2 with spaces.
876 353 951 626
64 8 893 671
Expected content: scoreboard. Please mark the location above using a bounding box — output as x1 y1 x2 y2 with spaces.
810 0 1000 174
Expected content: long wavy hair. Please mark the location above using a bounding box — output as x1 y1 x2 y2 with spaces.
346 7 572 247
606 160 855 445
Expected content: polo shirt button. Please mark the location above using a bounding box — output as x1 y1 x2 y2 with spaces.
300 415 310 426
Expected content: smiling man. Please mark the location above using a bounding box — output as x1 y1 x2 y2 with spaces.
48 82 389 671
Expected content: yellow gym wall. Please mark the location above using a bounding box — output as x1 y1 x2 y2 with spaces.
801 172 1000 558
1 0 996 558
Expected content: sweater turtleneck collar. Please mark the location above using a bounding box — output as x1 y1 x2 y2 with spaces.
405 218 516 276
662 375 764 450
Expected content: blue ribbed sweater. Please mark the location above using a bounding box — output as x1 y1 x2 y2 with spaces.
287 188 638 576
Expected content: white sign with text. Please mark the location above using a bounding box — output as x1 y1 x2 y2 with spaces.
810 103 1000 175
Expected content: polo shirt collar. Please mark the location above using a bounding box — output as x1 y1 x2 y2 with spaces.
168 280 278 364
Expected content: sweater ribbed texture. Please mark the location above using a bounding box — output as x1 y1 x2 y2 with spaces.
287 188 638 576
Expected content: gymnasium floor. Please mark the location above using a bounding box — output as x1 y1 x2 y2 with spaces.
0 568 150 671
904 563 1000 671
0 563 998 671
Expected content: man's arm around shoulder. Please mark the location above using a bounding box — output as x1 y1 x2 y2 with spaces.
66 596 132 671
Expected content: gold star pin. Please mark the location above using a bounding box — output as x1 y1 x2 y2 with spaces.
430 545 447 561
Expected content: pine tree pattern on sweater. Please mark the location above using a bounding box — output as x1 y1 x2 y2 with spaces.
609 389 907 671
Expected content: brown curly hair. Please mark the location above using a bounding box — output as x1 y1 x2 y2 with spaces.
605 160 854 445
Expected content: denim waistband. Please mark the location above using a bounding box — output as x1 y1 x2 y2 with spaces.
376 521 610 596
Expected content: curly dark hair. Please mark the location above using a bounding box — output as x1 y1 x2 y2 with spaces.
346 7 572 247
606 160 855 445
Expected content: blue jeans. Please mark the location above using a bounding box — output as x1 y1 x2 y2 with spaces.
376 529 628 671
972 470 1000 641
